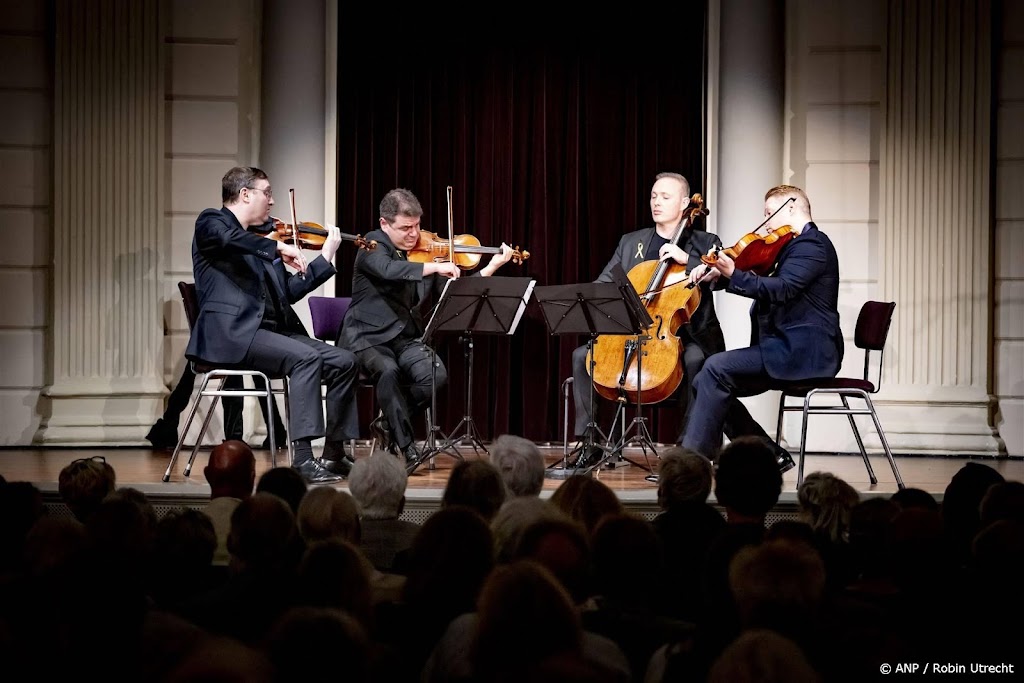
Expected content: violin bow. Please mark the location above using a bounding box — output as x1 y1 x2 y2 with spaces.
289 187 306 279
446 185 455 265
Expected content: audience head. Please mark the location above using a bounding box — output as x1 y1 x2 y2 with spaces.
729 538 826 635
227 491 301 575
164 633 273 683
472 560 583 681
204 439 256 500
264 606 370 683
549 475 623 536
491 496 566 563
489 434 545 497
656 446 714 509
513 516 591 605
86 487 157 568
296 486 361 545
155 507 217 571
591 513 663 605
402 506 495 619
58 455 116 522
942 462 1005 561
347 450 408 519
296 539 374 629
714 437 783 521
889 487 939 511
797 471 860 544
707 629 821 683
256 466 308 514
979 480 1024 527
442 459 507 522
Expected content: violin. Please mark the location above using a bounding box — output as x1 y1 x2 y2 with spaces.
700 224 795 276
405 229 529 269
256 217 377 251
699 197 797 276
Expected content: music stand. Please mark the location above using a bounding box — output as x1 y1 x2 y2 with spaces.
416 276 536 468
534 263 653 478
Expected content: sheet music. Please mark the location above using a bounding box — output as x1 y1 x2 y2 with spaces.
507 279 537 335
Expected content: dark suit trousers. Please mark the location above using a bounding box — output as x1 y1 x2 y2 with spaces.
355 338 447 450
242 329 359 443
681 345 776 459
571 340 708 441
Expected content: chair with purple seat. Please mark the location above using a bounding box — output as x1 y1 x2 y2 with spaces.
774 300 905 489
307 296 383 449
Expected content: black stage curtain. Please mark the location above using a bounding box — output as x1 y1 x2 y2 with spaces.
336 10 707 443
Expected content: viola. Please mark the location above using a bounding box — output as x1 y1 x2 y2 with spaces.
699 224 794 276
406 229 529 270
256 218 377 251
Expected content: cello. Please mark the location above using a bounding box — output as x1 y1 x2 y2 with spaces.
586 195 709 405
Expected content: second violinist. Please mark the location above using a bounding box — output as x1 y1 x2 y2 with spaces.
336 188 514 469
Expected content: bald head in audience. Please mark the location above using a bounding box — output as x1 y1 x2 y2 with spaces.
204 440 256 500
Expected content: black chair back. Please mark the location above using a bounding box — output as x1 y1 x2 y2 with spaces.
854 301 896 351
177 281 199 332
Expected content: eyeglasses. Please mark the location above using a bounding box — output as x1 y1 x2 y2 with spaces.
247 186 273 200
71 455 106 465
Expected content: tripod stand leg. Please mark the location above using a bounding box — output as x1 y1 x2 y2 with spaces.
439 333 489 456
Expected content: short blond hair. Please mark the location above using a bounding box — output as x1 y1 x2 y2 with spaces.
764 184 811 216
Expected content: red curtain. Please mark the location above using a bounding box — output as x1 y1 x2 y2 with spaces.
336 17 707 443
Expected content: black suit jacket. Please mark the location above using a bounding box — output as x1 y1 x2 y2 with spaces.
594 226 726 355
186 207 335 365
337 228 446 353
725 222 844 381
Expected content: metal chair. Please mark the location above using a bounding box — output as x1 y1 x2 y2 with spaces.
775 300 905 489
162 282 290 482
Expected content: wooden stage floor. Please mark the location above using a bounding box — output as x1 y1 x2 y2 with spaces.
2 441 1021 523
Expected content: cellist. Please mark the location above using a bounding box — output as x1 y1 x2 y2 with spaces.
571 172 766 465
681 185 843 472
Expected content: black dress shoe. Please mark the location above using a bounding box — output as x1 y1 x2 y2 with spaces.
571 445 604 469
776 448 796 474
401 443 422 472
293 460 343 484
318 456 353 477
145 418 179 449
260 433 288 450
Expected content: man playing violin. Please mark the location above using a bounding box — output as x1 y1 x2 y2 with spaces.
571 172 760 463
187 166 361 484
681 184 843 471
337 188 513 469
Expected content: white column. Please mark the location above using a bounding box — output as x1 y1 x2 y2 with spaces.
712 0 786 425
878 0 1004 454
38 0 165 444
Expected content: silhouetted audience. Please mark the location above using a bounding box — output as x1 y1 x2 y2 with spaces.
256 465 308 514
651 446 725 620
57 455 116 523
441 459 507 522
202 439 256 566
549 475 624 537
347 451 420 573
489 433 546 497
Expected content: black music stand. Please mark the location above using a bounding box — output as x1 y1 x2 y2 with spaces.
416 276 536 468
534 264 653 478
